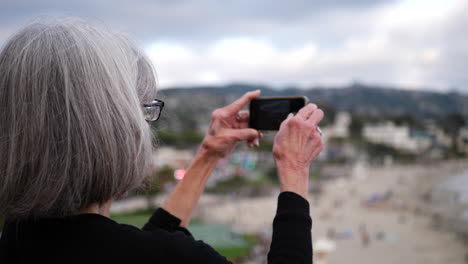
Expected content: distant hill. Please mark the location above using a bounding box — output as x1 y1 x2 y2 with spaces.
154 83 468 133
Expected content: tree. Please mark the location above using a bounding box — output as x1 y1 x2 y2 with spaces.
349 115 364 140
392 114 425 130
439 113 466 154
317 102 336 127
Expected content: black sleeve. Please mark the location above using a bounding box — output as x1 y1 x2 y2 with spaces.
268 192 313 264
142 192 312 264
142 208 233 263
142 207 193 237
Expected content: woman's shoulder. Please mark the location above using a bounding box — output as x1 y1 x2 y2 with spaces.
1 214 171 262
2 213 231 263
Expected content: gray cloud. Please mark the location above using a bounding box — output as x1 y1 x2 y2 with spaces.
0 0 393 43
428 3 468 90
0 0 467 92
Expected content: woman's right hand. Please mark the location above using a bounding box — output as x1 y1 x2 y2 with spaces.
272 104 324 199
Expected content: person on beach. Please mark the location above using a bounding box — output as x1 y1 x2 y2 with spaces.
0 19 324 263
359 224 371 247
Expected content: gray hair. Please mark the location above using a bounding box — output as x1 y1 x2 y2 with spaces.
0 18 157 219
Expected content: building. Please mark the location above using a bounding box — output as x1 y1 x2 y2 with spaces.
324 112 351 139
426 123 452 148
363 122 431 153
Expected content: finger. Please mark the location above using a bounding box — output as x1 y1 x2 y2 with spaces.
239 120 249 129
247 131 262 146
223 90 261 115
279 113 294 130
284 112 294 122
306 109 324 126
253 138 260 147
237 110 249 122
246 139 260 147
284 112 294 121
226 128 259 141
310 142 323 160
237 111 253 129
296 104 317 120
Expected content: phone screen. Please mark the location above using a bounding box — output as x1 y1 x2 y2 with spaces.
249 97 306 131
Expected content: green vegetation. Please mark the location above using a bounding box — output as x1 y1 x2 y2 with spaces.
310 170 322 180
253 138 274 152
156 130 204 147
438 113 466 154
349 115 364 140
265 166 279 184
207 176 250 194
188 220 257 259
391 113 425 130
206 173 275 196
111 209 155 228
316 101 336 126
364 142 417 163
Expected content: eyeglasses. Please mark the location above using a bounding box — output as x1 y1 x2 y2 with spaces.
142 99 164 121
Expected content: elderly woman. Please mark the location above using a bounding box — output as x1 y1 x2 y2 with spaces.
0 20 324 263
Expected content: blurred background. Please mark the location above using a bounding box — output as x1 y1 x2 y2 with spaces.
1 0 468 263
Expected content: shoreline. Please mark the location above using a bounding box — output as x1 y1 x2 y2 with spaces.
195 159 468 264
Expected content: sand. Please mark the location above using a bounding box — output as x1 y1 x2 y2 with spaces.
195 160 468 264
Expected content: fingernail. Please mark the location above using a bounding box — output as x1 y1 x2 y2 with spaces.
254 138 260 147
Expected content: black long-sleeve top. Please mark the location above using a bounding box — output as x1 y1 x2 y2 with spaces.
0 192 312 263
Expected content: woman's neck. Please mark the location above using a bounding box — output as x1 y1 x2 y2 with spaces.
72 200 113 217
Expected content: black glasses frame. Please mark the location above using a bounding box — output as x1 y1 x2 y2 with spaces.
142 99 165 121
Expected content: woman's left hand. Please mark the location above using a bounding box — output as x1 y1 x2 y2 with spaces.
201 90 262 158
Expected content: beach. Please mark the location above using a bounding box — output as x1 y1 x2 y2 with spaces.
194 160 468 264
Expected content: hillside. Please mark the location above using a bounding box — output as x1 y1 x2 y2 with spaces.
153 83 468 134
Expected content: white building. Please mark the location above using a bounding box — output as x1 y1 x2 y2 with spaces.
427 123 452 148
363 122 431 153
321 112 351 139
319 112 353 161
332 112 351 138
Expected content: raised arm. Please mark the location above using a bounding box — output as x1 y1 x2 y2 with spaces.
268 103 324 264
152 101 323 264
273 104 324 199
162 90 262 226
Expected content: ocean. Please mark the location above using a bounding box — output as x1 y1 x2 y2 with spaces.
441 169 468 205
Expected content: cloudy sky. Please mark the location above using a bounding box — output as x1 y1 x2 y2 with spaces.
1 0 467 91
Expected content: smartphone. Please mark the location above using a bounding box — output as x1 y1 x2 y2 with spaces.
249 96 308 132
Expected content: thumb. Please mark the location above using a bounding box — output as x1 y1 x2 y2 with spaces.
226 128 259 141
